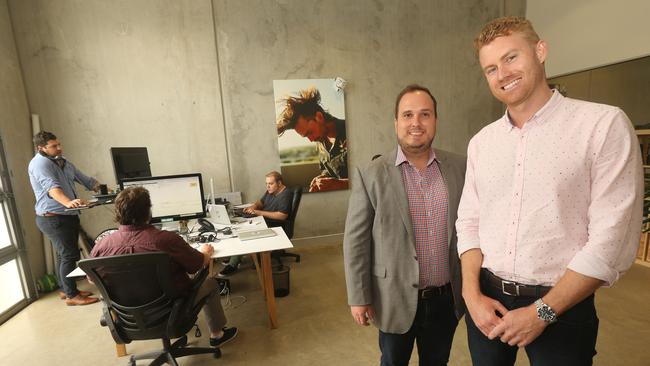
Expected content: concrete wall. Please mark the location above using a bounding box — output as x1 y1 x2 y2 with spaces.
213 0 507 238
527 0 650 77
0 1 43 279
8 0 230 243
5 0 513 279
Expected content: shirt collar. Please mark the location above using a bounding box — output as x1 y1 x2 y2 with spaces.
500 89 564 131
119 224 152 231
395 145 437 167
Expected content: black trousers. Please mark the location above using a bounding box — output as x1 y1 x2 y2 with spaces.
465 272 599 366
379 290 458 366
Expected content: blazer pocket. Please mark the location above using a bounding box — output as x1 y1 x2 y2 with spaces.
372 264 387 278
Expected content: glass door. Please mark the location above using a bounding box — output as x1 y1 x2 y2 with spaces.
0 135 34 324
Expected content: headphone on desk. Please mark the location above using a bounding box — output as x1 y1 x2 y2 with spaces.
197 231 217 243
194 227 233 243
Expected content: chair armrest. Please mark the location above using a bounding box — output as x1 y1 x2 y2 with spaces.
173 266 209 319
167 267 209 336
189 267 209 295
100 305 130 345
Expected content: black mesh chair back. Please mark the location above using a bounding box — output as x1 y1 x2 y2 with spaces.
78 252 220 365
266 186 302 264
284 186 302 238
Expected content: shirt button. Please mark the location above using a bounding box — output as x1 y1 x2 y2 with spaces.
414 256 418 260
412 284 418 288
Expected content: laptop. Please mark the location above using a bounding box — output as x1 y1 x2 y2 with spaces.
209 204 232 225
238 228 277 241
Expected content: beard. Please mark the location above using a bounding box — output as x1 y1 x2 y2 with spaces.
399 138 433 155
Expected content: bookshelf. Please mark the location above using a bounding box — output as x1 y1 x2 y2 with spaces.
636 130 650 266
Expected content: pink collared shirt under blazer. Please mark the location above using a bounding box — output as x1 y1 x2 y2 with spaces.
456 90 643 287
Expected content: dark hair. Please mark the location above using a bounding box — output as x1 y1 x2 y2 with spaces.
33 131 57 148
114 186 152 226
394 84 438 118
265 170 283 184
276 87 328 135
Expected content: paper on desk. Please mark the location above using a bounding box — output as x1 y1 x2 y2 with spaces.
67 267 86 277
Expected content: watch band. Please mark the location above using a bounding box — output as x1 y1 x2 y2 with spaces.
534 298 558 323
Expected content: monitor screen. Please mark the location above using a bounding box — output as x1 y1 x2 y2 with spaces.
120 173 206 224
110 147 152 184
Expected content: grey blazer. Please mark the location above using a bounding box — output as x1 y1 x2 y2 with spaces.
343 147 466 334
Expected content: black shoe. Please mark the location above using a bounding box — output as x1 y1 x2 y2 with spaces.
210 327 238 347
219 264 238 277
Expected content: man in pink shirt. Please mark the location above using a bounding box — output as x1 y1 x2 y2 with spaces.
456 16 643 365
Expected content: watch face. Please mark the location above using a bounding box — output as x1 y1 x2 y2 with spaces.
535 299 557 323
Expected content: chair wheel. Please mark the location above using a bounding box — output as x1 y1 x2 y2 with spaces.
213 348 222 358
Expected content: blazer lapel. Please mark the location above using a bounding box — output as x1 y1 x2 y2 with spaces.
384 149 415 245
435 150 457 246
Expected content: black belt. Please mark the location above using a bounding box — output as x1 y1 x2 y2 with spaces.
418 283 451 299
482 269 551 297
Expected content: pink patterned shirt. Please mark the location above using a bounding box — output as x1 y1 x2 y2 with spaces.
396 147 449 287
456 91 643 286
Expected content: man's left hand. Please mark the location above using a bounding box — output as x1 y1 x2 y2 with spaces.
488 304 548 347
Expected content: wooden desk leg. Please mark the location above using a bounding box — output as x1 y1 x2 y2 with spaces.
250 253 265 299
260 251 278 329
115 343 126 357
208 257 214 277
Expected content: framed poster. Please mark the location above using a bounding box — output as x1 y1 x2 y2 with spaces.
273 78 348 192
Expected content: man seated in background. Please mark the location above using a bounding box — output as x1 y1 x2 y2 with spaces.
219 171 292 276
91 186 238 348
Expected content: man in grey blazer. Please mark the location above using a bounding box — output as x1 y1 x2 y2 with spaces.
344 84 466 366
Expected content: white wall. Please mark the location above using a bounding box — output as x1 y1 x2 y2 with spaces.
527 0 650 77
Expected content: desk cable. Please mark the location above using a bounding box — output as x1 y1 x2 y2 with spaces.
220 285 247 309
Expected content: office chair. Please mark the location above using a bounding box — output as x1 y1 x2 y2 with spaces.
266 186 302 264
78 252 220 366
94 228 118 246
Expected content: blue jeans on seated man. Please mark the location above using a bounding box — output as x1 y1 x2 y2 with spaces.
35 215 82 298
465 272 599 366
379 289 458 366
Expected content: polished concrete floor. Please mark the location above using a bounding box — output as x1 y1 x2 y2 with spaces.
1 243 649 365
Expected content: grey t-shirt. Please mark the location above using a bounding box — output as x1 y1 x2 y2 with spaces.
260 188 292 214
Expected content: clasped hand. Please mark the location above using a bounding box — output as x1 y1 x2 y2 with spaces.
487 304 548 347
467 293 547 347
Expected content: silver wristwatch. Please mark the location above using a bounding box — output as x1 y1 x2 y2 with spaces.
534 298 557 323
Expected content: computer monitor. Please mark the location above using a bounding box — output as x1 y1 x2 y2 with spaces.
120 173 206 224
110 147 152 184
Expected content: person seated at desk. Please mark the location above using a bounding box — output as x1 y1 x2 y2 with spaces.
219 171 291 276
91 186 238 348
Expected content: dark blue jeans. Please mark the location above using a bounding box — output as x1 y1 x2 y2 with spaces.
36 215 81 298
465 273 599 366
379 290 458 366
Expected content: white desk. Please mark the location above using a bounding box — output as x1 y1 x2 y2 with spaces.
72 216 293 357
203 216 293 329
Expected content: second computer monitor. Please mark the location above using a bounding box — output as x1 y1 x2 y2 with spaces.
110 147 152 184
120 173 206 224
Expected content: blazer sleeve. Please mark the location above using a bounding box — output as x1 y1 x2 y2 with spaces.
343 165 375 306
